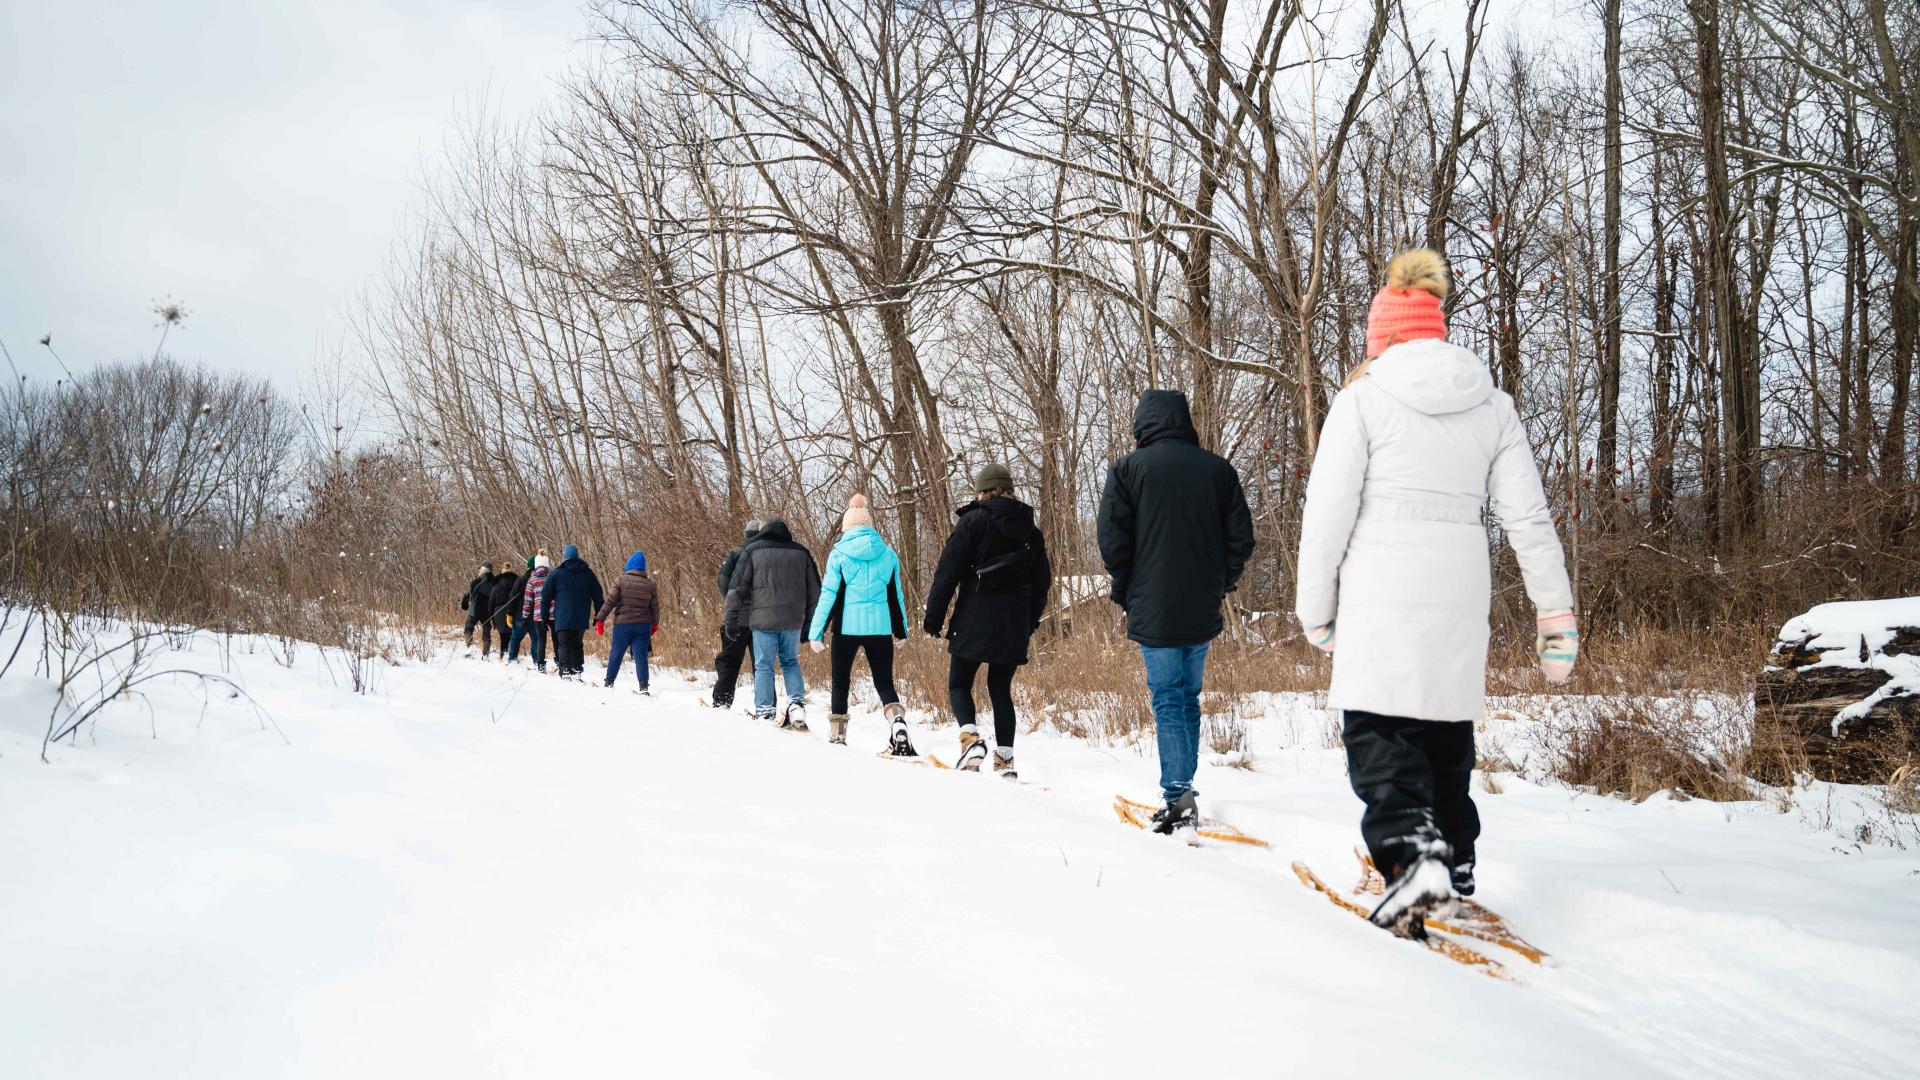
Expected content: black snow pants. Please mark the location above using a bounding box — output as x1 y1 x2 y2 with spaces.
713 628 752 706
554 628 587 677
1343 710 1480 882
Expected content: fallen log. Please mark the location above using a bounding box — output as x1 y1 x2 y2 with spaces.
1751 601 1920 785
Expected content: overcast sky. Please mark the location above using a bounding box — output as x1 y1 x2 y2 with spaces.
1 0 587 389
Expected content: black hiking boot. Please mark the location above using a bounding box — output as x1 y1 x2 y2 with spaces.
1150 791 1198 835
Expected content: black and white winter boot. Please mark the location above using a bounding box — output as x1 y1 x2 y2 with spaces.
828 714 849 745
883 703 917 757
1368 844 1455 939
992 748 1017 781
956 727 988 771
782 700 809 733
1450 858 1476 899
1149 791 1198 835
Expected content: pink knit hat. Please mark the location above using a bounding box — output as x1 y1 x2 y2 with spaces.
841 493 874 532
1364 248 1450 358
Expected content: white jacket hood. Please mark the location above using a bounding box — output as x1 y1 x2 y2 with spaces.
1365 339 1494 416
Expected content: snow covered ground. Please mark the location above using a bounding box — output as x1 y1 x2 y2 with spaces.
4 626 1918 1079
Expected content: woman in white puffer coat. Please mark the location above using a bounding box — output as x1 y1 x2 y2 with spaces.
1294 248 1579 937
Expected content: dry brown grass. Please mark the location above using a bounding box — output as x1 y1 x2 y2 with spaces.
1536 693 1755 803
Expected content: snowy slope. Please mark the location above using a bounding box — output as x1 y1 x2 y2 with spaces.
3 628 1917 1079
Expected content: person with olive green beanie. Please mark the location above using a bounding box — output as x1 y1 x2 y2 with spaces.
923 463 1053 779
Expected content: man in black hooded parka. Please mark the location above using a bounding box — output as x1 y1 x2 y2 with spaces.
1097 389 1255 834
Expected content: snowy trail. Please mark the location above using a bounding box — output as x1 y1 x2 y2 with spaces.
4 633 1917 1078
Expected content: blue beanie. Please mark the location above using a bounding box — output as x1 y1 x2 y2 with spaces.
562 544 579 561
625 550 647 573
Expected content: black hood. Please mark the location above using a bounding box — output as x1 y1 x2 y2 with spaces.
757 519 795 544
958 495 1036 540
1132 389 1199 448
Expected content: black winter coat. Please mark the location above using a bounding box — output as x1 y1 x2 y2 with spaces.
1097 390 1255 648
461 575 489 613
484 572 521 621
724 519 820 635
924 496 1053 666
541 557 606 631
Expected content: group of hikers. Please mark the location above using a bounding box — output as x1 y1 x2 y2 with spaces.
461 544 660 690
456 249 1581 937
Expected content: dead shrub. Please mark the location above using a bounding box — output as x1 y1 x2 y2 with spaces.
1539 694 1753 802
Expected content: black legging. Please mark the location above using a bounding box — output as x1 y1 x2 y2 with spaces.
829 634 898 714
949 655 1017 747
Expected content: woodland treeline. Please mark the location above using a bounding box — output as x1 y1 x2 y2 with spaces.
344 0 1917 633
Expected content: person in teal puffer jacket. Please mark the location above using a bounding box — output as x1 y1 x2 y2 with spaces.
807 495 914 753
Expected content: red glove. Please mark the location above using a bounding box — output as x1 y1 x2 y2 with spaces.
650 624 660 637
594 620 605 637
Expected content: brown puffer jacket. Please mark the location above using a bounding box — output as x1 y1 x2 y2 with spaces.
596 571 661 626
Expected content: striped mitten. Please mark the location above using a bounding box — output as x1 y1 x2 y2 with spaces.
1302 621 1336 654
1535 609 1579 684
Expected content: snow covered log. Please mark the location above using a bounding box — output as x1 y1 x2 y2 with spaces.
1753 598 1920 784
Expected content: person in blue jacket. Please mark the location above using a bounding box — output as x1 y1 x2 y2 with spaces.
806 495 912 752
540 543 604 680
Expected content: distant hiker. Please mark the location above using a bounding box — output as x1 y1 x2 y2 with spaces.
461 562 493 648
483 564 521 661
541 543 605 680
597 550 661 694
711 519 763 709
505 554 535 663
1294 248 1575 938
806 495 910 750
515 550 554 671
723 517 820 730
924 463 1053 778
1097 389 1254 833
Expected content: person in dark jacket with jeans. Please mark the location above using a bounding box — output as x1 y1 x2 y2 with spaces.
724 518 820 729
596 550 660 693
711 519 762 708
461 563 493 648
541 544 605 680
1098 389 1255 833
924 463 1053 778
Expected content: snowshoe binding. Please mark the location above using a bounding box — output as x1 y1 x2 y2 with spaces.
992 750 1018 781
782 700 809 733
955 729 988 771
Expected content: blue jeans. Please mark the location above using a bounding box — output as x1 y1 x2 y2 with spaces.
606 622 653 687
1142 642 1211 803
752 628 805 711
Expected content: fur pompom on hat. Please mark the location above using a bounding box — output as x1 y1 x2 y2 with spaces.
1365 248 1450 359
841 493 875 532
